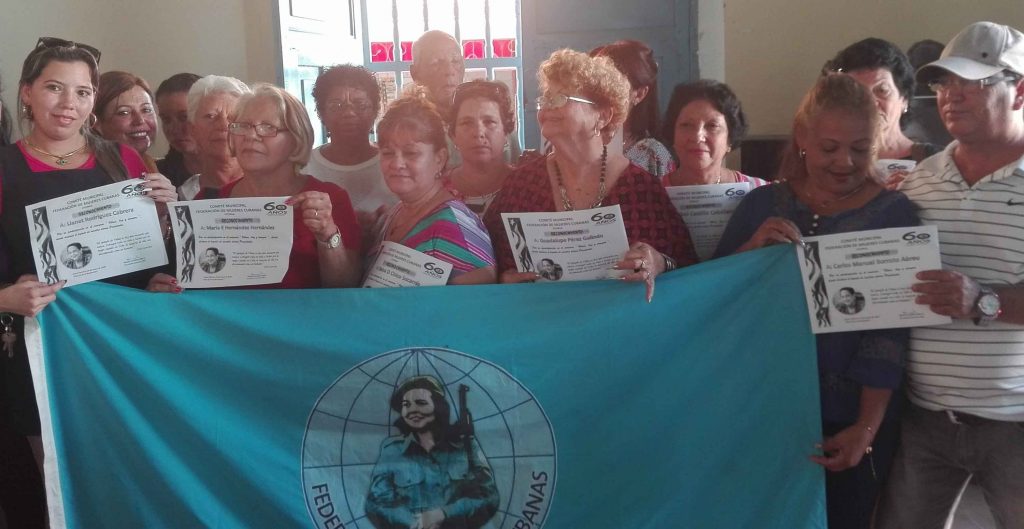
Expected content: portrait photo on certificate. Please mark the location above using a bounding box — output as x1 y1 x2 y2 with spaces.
796 225 951 334
169 197 294 288
500 205 629 282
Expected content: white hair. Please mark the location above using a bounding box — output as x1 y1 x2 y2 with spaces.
186 75 251 122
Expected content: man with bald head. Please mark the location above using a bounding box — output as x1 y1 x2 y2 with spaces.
408 30 523 168
410 30 465 114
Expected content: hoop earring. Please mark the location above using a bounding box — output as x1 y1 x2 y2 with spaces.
87 113 98 128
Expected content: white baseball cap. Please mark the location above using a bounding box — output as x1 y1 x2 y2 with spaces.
916 21 1024 83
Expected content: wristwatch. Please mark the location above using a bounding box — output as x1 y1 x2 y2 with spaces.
974 286 1001 326
319 231 342 249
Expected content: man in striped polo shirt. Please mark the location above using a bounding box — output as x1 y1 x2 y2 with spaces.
877 21 1024 529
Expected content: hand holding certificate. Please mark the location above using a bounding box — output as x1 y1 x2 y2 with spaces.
26 180 168 286
168 197 294 288
500 205 629 282
795 225 951 333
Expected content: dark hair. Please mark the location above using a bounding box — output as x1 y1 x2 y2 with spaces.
18 39 128 182
776 73 879 183
95 71 153 122
67 242 83 251
590 40 660 141
448 80 516 136
661 80 748 153
155 72 201 100
312 64 383 118
378 96 448 154
827 38 915 101
839 287 855 295
389 376 452 438
0 75 11 146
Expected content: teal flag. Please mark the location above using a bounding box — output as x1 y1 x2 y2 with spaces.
28 245 825 529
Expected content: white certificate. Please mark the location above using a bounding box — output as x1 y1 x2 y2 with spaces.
666 183 751 261
876 159 916 187
169 197 294 288
795 225 951 334
362 241 453 288
500 205 629 282
26 180 167 286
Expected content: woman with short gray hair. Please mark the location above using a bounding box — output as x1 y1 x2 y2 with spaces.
178 75 251 200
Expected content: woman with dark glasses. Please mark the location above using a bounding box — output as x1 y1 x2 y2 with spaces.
444 80 516 216
482 49 697 299
0 37 176 526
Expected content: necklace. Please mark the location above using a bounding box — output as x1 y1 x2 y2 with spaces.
802 180 867 209
554 145 608 211
24 138 88 166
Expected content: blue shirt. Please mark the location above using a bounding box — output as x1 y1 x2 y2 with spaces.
365 433 499 528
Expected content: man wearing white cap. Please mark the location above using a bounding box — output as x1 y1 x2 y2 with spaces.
877 21 1024 529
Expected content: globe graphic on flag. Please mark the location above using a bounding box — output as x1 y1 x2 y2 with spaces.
302 347 556 529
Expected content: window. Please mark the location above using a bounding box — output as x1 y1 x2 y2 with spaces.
361 0 524 142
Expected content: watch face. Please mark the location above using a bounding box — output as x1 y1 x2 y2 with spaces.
328 232 342 248
979 293 1000 317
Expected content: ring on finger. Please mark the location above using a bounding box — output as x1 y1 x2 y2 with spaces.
640 258 647 270
314 210 319 217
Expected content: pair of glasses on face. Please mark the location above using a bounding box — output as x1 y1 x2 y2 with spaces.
927 73 1020 95
227 122 288 138
535 93 596 111
323 100 373 114
35 37 101 64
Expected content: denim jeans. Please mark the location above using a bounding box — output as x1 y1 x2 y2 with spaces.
875 402 1024 529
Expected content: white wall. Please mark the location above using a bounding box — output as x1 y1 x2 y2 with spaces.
723 1 1024 136
0 0 279 150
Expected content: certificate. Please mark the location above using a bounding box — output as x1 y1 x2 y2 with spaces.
169 197 294 288
362 241 453 288
875 159 916 187
500 205 629 282
26 180 167 286
666 183 751 261
795 225 951 334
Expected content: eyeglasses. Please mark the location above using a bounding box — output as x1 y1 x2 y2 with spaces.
536 94 596 111
323 99 374 114
927 73 1020 95
35 37 101 64
228 122 289 138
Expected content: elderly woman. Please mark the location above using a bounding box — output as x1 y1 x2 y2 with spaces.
0 38 176 522
150 84 362 291
93 70 158 168
827 38 941 187
367 96 495 285
661 80 766 188
483 49 696 298
155 72 201 186
366 375 499 529
714 74 918 529
590 40 675 178
304 65 395 232
178 75 250 200
443 80 516 216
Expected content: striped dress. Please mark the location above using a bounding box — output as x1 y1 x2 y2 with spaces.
369 199 495 283
900 142 1024 421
